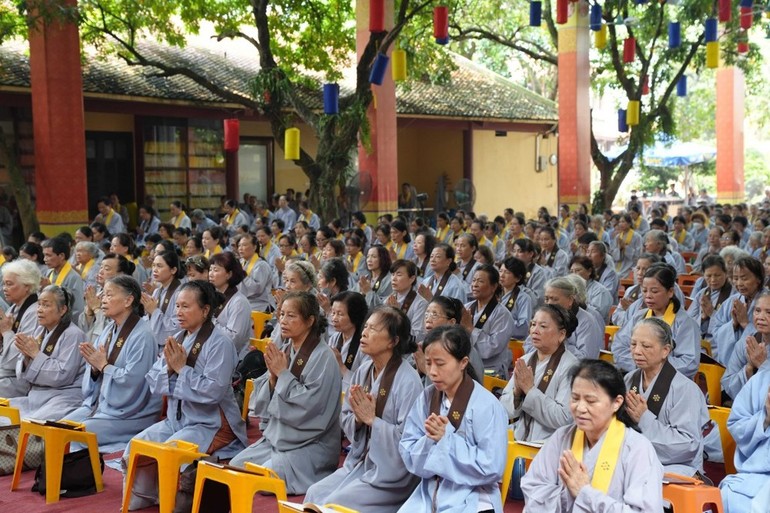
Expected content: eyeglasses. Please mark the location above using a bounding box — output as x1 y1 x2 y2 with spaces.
424 312 448 320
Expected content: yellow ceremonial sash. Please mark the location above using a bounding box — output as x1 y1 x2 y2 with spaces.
479 236 489 246
0 254 5 266
571 417 626 494
303 210 314 221
244 254 259 275
597 228 604 240
675 230 686 245
79 259 96 280
645 301 676 326
174 211 186 228
226 209 240 225
621 228 634 246
395 242 407 260
49 261 73 287
492 235 500 246
204 246 222 259
436 226 449 242
349 252 362 272
633 216 642 230
105 209 114 227
561 217 570 229
260 241 273 259
336 233 343 240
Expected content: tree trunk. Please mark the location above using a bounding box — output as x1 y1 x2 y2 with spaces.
0 127 39 236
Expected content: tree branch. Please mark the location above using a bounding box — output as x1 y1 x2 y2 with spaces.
450 25 557 64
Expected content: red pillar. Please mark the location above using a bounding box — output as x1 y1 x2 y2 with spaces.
356 0 398 222
29 0 89 235
716 67 744 204
557 2 591 209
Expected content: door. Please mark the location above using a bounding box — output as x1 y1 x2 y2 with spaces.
237 138 273 202
86 131 134 219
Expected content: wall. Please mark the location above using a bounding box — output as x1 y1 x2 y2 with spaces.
472 130 558 220
397 125 464 213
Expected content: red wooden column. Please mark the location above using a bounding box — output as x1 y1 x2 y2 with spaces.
557 2 591 209
716 67 745 204
356 0 398 222
29 0 89 235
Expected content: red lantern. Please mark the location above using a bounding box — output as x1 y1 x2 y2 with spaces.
738 41 749 53
556 0 569 24
740 6 753 29
224 119 239 152
370 0 385 32
623 37 636 63
641 75 650 95
718 0 732 22
433 6 449 40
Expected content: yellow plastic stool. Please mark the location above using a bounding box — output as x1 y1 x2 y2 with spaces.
708 405 736 475
500 430 541 502
697 363 725 406
599 350 614 364
242 379 255 420
10 419 103 504
122 439 207 513
250 337 269 353
483 375 508 393
0 398 20 425
508 340 524 363
251 311 272 339
701 339 713 357
192 461 287 513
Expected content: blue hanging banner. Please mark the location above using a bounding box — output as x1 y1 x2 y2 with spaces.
739 0 753 7
676 75 687 97
369 54 390 85
705 18 718 42
323 83 339 115
590 4 603 31
530 1 542 26
668 21 681 48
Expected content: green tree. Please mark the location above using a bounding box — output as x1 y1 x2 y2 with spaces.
432 0 761 212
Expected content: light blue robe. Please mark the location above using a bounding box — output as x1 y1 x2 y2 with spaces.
398 381 508 513
720 366 770 512
213 290 253 357
541 249 570 278
0 300 37 397
521 423 663 512
501 287 533 341
239 258 274 312
364 272 393 309
525 264 550 306
524 307 603 360
465 300 514 378
610 231 643 279
147 281 182 350
624 366 708 476
428 272 468 304
305 359 423 512
721 327 770 400
712 294 756 366
127 325 247 459
586 279 614 322
612 307 700 378
230 338 342 494
48 266 85 321
65 317 162 448
11 322 86 420
597 263 619 301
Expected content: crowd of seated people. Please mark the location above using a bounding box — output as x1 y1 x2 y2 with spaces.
2 192 770 512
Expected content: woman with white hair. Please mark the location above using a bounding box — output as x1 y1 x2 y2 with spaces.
643 229 686 274
75 241 101 288
523 276 604 359
0 260 41 397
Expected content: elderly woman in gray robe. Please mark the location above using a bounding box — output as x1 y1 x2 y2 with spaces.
305 306 422 511
10 285 85 420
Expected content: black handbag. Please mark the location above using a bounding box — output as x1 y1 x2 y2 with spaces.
31 448 104 498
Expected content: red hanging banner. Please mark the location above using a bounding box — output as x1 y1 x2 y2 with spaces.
224 119 239 151
623 37 636 63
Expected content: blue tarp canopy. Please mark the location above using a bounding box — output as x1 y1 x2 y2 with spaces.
642 141 716 167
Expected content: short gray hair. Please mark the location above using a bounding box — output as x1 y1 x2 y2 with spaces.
633 317 675 350
546 276 579 302
40 285 73 324
564 274 587 305
2 259 41 295
75 241 99 258
285 260 318 289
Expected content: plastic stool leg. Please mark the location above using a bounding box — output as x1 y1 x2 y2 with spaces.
121 452 139 513
85 436 104 492
43 438 66 504
10 430 29 491
232 488 255 513
157 459 182 513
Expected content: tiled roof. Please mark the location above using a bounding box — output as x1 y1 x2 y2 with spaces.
0 40 557 123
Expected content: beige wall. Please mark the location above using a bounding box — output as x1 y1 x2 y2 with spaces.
397 126 464 211
84 112 134 132
472 130 558 220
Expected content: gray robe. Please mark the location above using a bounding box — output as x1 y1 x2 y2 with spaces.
230 338 342 494
305 359 423 512
0 299 38 397
11 322 86 420
213 290 253 357
465 299 514 378
48 266 85 321
147 281 183 350
521 423 664 512
364 272 393 309
624 366 708 476
65 317 162 449
501 347 579 442
239 258 274 312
